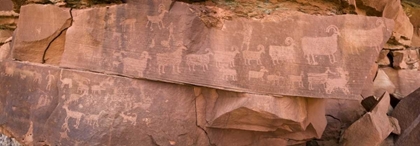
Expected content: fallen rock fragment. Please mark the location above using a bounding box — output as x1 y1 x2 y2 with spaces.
381 67 420 98
376 49 390 66
340 92 400 146
392 87 420 146
373 69 396 98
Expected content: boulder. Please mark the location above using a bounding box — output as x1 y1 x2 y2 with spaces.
373 69 396 97
12 4 71 64
381 67 420 99
392 87 420 146
391 50 409 69
376 49 390 66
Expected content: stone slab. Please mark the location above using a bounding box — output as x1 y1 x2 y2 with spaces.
60 1 394 99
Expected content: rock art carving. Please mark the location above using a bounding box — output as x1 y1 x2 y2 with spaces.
307 67 335 90
266 72 284 85
218 66 237 81
36 95 51 109
32 72 42 84
301 25 340 65
325 68 350 94
156 41 186 75
214 46 240 68
248 66 268 80
46 71 55 91
85 110 105 127
235 23 253 51
59 128 69 142
242 44 265 65
167 22 175 41
91 78 113 95
76 80 89 94
342 19 386 54
269 37 297 65
123 51 151 77
62 104 83 129
120 18 136 32
288 71 304 88
60 70 73 88
146 4 168 31
65 94 82 104
185 48 214 71
4 65 15 77
119 112 137 125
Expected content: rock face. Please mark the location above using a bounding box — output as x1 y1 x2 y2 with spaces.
59 2 394 99
0 0 415 145
392 87 420 146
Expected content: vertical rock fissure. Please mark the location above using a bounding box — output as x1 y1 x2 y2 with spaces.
41 8 73 64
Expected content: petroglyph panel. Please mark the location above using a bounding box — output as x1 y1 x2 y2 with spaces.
0 61 201 145
60 1 394 99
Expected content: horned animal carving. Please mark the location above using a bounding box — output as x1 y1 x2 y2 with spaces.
243 44 265 65
269 37 297 65
185 48 214 71
301 25 340 65
146 4 168 31
156 42 187 75
342 19 387 54
214 46 240 68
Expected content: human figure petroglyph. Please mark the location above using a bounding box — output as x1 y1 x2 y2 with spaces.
214 46 240 68
218 66 237 81
149 39 155 48
167 22 175 41
85 110 105 127
32 72 42 84
269 37 297 65
342 19 387 54
325 68 350 94
119 112 137 125
301 25 340 65
248 66 268 80
60 70 73 89
243 44 265 65
46 71 55 91
120 18 136 32
156 41 187 75
146 4 168 31
288 71 304 88
62 104 83 129
123 51 151 77
267 72 284 85
185 48 214 71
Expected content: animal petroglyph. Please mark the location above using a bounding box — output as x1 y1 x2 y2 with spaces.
185 48 214 71
156 42 186 75
248 66 268 80
60 70 73 89
342 19 387 54
120 18 136 32
76 81 89 94
301 25 340 65
46 71 55 91
325 68 350 94
146 4 168 31
214 46 240 68
218 67 237 81
119 112 137 125
307 67 335 90
85 110 105 127
123 51 151 77
288 71 304 88
269 37 297 65
32 72 42 84
242 44 265 65
62 104 83 129
266 72 284 85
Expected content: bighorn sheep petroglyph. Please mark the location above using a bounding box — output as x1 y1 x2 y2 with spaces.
342 19 387 54
269 37 297 65
301 25 340 65
185 48 214 71
214 46 240 68
267 72 284 85
156 42 187 74
288 71 304 88
62 104 83 129
243 44 265 65
248 66 269 80
123 51 151 77
146 4 168 31
218 67 237 81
